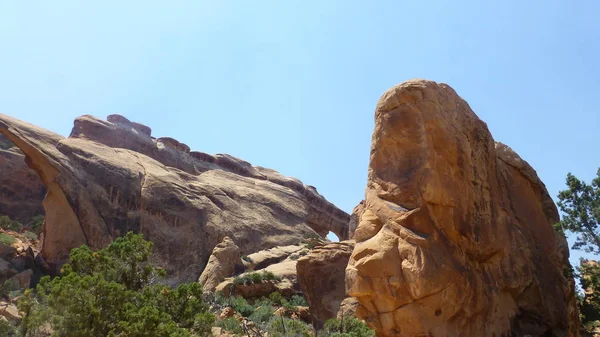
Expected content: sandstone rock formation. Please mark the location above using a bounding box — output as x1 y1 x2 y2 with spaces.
346 79 579 337
0 114 350 283
199 237 243 292
296 241 354 329
0 134 45 224
215 244 304 298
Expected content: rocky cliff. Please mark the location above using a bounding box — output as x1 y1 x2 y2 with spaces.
0 134 45 223
0 114 350 284
346 80 579 337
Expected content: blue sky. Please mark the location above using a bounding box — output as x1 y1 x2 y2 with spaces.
1 1 598 264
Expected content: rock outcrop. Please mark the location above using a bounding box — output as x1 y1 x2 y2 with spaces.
0 134 45 224
297 241 354 329
0 114 350 284
346 80 579 337
198 237 243 292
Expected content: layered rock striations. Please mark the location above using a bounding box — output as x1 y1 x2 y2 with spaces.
346 80 579 337
0 114 350 283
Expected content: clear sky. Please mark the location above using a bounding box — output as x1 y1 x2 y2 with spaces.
1 1 598 263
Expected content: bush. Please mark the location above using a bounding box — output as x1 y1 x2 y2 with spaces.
233 275 251 285
229 296 255 317
22 231 37 242
269 292 285 306
27 215 44 235
19 232 214 337
0 319 18 337
0 216 21 232
249 305 275 326
320 317 375 337
242 255 253 263
248 272 263 284
254 296 273 307
289 294 308 307
262 270 281 282
267 317 311 337
0 233 15 246
217 317 243 335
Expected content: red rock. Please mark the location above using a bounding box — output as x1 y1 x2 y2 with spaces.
346 79 579 337
0 114 350 284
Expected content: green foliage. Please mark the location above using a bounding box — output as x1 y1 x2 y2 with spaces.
557 169 600 254
248 272 263 284
269 292 285 306
233 270 281 286
0 233 16 246
19 232 214 337
249 305 275 326
0 319 18 337
557 169 600 330
289 294 308 307
0 216 22 232
254 296 273 307
22 231 37 242
216 317 243 335
233 274 250 285
229 296 255 317
261 270 280 282
267 317 311 337
579 260 600 326
26 215 44 235
242 255 253 263
320 317 375 337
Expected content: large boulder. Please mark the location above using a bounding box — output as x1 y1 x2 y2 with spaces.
0 114 350 284
296 241 354 330
346 79 579 337
198 237 243 292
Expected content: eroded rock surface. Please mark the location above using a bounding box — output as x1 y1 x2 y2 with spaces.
297 241 354 329
199 237 243 292
0 134 45 223
346 79 579 337
0 114 350 284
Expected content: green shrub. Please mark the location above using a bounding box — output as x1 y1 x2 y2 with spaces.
22 231 38 241
249 305 274 325
320 317 375 337
262 270 281 282
19 232 214 337
267 317 311 337
248 272 263 284
242 255 253 263
299 249 309 256
233 275 251 285
0 233 15 246
0 319 18 337
269 292 285 306
254 296 273 307
290 294 308 307
27 215 44 235
0 216 21 232
229 296 255 317
217 317 243 335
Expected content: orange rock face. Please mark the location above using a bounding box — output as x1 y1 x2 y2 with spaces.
0 114 350 283
346 80 579 337
296 241 354 329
